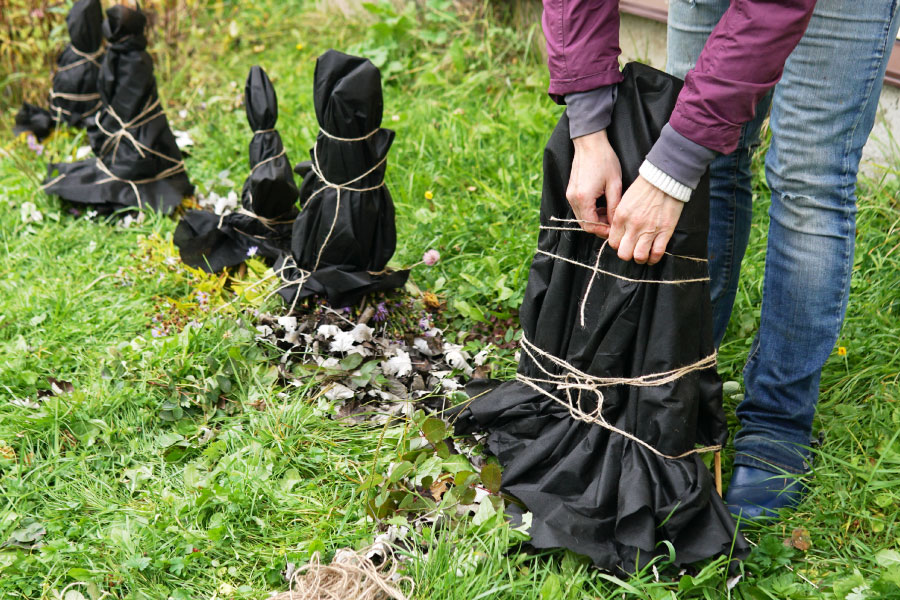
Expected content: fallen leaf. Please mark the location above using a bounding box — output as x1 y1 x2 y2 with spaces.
429 474 452 501
784 527 812 551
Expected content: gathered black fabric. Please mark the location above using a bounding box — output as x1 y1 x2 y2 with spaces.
274 50 408 308
453 63 748 573
174 66 298 272
14 0 104 140
42 4 192 214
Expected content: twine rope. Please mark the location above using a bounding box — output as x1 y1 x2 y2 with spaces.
234 133 388 314
94 157 186 211
516 334 720 460
538 217 710 327
270 546 411 600
48 92 102 121
318 127 379 143
519 214 720 459
307 141 386 271
250 148 286 175
253 127 275 135
95 98 172 163
55 46 103 72
216 204 294 231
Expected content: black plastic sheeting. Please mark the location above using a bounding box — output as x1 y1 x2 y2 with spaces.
274 50 408 308
14 0 104 140
453 63 748 573
42 4 192 214
174 66 298 272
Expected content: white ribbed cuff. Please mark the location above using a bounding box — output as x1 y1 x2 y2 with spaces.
639 160 692 202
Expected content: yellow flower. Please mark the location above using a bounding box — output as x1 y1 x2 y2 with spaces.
295 42 304 51
837 346 847 356
424 190 434 200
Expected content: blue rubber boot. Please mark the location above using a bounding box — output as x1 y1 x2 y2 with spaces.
724 466 806 526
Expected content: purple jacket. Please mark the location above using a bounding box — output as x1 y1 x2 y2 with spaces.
543 0 817 155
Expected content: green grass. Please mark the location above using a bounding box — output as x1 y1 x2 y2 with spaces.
2 1 900 598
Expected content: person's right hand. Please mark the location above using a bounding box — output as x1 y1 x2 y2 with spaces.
566 129 623 238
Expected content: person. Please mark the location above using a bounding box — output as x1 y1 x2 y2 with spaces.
542 0 900 520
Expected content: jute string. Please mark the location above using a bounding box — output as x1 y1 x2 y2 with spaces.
264 128 386 313
55 46 103 72
48 90 102 121
540 217 709 327
42 98 185 209
270 547 411 600
517 216 720 460
516 335 720 460
318 127 379 143
215 149 294 229
95 98 169 162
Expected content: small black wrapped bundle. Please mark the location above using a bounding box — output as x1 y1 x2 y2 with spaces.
453 63 748 573
174 66 299 272
42 4 192 214
14 0 104 140
274 50 409 309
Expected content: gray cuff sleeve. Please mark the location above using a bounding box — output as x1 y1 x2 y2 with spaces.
645 123 718 189
565 85 617 139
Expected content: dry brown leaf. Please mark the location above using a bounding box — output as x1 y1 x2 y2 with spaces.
784 527 812 551
429 474 452 501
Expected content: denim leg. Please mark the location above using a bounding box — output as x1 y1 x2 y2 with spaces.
666 0 771 347
735 0 900 474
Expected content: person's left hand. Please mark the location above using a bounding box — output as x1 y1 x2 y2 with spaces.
607 175 685 265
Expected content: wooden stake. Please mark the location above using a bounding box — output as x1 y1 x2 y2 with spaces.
714 451 723 497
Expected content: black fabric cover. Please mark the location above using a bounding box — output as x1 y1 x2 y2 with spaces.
174 66 298 272
42 4 192 214
453 63 748 573
275 50 408 308
14 0 104 140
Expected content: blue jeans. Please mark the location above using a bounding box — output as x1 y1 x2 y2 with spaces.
667 0 900 473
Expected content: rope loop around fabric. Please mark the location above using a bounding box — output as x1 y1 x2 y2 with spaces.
318 127 379 143
538 217 710 327
516 334 721 460
518 213 721 460
55 46 104 72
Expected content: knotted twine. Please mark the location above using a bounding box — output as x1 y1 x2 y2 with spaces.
218 146 296 231
56 46 103 72
48 47 104 121
270 546 411 600
513 216 721 461
270 127 387 313
42 97 186 210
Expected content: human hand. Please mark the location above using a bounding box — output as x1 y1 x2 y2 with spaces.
566 130 622 237
608 175 684 265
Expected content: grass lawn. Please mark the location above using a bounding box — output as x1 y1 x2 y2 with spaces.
1 2 899 598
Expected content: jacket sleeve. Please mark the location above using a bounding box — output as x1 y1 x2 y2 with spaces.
668 0 818 154
542 0 624 103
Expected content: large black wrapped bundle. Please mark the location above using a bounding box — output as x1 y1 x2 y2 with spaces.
174 66 299 272
42 4 192 214
14 0 104 140
274 50 409 309
453 63 748 573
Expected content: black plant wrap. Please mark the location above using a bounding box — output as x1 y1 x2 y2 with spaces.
42 3 192 214
13 0 104 139
175 65 298 273
275 49 408 308
452 63 749 573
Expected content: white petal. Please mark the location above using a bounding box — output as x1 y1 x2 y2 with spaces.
316 324 341 339
350 323 374 343
324 383 355 401
276 316 297 331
